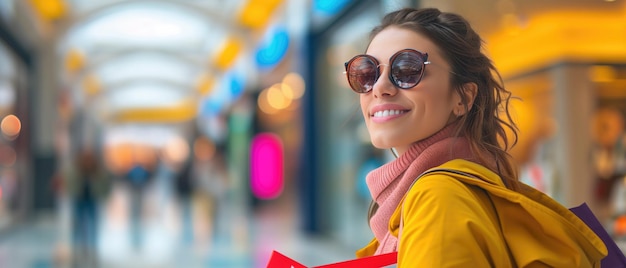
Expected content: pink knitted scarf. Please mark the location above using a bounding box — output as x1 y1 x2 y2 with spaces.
366 123 480 254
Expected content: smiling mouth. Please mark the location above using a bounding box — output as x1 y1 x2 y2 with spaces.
371 109 408 118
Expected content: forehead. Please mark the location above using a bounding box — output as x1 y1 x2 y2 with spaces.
366 26 444 64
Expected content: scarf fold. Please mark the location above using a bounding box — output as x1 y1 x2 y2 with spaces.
366 123 482 254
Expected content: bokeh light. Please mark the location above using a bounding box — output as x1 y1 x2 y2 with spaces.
258 88 279 115
282 72 305 99
193 136 215 161
163 135 190 168
313 0 351 16
1 114 21 140
258 73 307 115
104 143 134 175
266 84 291 110
615 215 626 236
256 26 290 69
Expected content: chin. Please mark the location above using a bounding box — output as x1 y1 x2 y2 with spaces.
370 139 393 150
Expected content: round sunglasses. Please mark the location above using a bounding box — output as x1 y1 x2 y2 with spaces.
344 49 431 93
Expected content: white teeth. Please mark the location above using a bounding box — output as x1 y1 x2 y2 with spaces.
373 110 405 117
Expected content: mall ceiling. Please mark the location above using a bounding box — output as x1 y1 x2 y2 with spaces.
0 0 310 147
10 0 626 129
17 0 297 130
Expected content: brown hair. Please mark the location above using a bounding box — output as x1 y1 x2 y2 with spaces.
367 8 520 221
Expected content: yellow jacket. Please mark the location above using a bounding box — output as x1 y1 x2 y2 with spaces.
357 159 607 267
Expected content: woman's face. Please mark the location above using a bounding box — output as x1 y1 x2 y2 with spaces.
361 26 460 155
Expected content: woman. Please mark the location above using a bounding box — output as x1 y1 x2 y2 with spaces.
344 7 607 267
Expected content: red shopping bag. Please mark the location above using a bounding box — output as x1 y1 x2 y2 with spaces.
266 250 397 268
265 251 307 268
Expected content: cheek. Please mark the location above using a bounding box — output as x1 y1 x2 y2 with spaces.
425 83 456 107
413 91 455 122
359 96 369 117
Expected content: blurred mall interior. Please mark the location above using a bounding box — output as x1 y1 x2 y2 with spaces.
1 0 626 267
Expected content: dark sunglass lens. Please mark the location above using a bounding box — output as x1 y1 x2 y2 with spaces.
391 52 424 89
347 56 378 93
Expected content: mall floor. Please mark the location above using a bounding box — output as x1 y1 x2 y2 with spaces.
0 182 357 268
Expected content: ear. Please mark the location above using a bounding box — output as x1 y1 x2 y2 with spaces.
453 82 478 116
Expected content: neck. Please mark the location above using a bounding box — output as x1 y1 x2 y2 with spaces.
366 123 478 243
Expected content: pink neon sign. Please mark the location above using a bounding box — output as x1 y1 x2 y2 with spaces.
250 133 284 199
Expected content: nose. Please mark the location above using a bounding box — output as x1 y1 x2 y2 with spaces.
371 64 397 98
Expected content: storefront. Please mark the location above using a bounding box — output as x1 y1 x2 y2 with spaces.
0 11 34 229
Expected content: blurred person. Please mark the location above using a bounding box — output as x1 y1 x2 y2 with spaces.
174 158 194 246
67 148 110 267
345 7 607 266
125 161 154 252
192 150 229 251
591 107 626 205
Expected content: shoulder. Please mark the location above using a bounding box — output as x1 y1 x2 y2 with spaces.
402 173 491 219
407 173 475 201
397 173 510 267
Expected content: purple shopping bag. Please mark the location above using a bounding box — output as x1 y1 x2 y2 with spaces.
570 203 626 267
